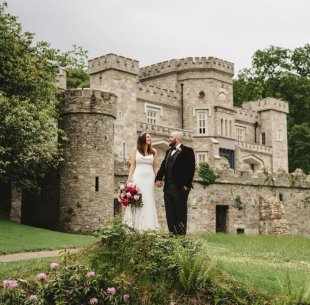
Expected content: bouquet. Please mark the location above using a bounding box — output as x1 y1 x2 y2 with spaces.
118 182 143 208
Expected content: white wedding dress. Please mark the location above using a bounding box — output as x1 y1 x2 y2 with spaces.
123 151 159 231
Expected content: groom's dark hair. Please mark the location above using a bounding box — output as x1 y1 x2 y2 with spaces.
137 132 155 156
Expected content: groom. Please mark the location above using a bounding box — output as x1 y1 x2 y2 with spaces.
155 131 195 235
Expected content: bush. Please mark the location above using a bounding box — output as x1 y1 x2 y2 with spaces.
198 162 217 187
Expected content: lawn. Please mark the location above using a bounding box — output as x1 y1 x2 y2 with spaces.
0 257 54 280
200 233 310 294
0 219 95 254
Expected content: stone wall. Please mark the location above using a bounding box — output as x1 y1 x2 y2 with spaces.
114 163 310 236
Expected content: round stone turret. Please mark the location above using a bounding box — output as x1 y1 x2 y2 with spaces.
58 89 117 232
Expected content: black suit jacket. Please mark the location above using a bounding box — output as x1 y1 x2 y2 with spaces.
155 144 196 190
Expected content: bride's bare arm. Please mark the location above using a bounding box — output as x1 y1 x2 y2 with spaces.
127 148 137 183
153 149 159 175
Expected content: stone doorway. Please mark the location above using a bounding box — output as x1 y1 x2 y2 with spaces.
216 205 228 233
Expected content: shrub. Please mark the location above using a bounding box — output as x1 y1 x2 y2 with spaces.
198 162 217 187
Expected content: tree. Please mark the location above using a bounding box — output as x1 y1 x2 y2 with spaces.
288 123 310 174
0 2 84 189
64 44 90 89
233 45 310 173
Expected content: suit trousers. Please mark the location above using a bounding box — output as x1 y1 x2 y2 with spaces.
164 183 190 235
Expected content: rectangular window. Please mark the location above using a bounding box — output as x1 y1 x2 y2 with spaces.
147 108 159 125
95 177 99 192
261 132 266 145
277 129 283 141
117 111 122 120
197 111 207 135
236 126 246 142
197 152 209 164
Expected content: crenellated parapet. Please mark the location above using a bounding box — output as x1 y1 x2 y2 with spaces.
234 107 259 124
88 54 139 76
211 167 310 189
59 88 117 118
243 98 289 114
55 67 67 90
137 83 180 107
139 56 234 79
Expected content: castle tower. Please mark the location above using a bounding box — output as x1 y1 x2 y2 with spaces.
178 57 235 167
139 57 235 167
243 98 289 172
58 89 117 232
88 54 139 162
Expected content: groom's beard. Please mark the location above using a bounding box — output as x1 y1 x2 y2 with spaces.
169 140 176 147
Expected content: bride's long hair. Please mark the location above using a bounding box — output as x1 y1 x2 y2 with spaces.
137 132 155 156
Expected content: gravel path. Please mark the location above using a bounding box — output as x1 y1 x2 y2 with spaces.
0 249 81 262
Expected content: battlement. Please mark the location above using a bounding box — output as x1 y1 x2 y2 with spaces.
243 98 289 114
213 167 310 189
137 83 180 107
88 54 139 76
55 67 67 90
234 107 259 124
140 56 234 79
59 88 117 118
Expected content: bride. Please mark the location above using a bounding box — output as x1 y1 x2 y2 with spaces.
123 132 159 231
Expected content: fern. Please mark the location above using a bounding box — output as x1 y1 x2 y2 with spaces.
175 246 211 293
275 273 310 305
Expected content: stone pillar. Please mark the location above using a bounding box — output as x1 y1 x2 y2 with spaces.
9 183 22 223
58 89 117 232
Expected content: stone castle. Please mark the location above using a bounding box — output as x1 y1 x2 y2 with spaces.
50 53 309 236
86 54 288 172
5 53 308 236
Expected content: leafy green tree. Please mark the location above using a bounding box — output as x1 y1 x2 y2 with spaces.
288 123 310 174
0 2 85 189
65 44 90 89
233 45 310 173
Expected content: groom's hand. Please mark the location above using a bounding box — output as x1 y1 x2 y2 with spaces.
155 180 163 188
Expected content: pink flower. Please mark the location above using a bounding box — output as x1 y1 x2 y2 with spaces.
133 195 140 200
36 273 47 281
29 294 38 301
50 262 60 270
89 297 98 304
2 280 18 288
86 271 96 277
120 184 125 190
126 192 132 198
107 287 116 295
123 294 130 302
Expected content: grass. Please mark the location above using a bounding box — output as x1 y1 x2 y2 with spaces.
1 219 310 303
0 257 54 280
0 219 95 254
200 233 310 294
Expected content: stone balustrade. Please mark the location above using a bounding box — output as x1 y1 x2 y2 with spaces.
237 141 272 154
136 122 192 140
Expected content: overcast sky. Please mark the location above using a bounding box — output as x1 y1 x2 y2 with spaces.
7 0 310 75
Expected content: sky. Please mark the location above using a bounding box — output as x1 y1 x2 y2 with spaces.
7 0 310 75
